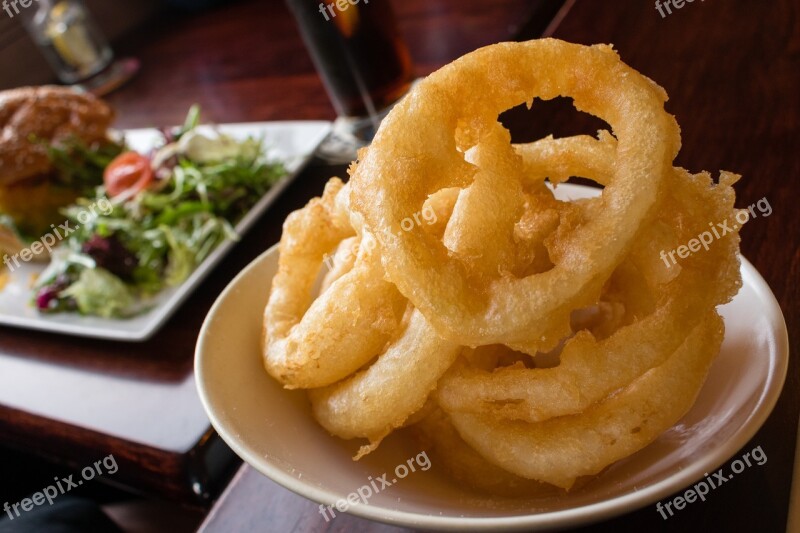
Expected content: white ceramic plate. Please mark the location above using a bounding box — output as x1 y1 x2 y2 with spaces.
0 121 331 341
195 183 789 531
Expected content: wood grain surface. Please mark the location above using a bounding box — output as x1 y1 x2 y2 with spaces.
0 0 796 530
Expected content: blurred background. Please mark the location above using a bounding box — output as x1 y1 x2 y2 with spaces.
0 0 159 88
0 0 559 125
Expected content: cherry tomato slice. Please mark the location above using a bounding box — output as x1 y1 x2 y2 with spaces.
103 152 154 198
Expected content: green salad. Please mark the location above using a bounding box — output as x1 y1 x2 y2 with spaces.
35 107 286 318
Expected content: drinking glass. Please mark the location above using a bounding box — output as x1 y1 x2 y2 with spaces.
285 0 414 162
20 0 138 95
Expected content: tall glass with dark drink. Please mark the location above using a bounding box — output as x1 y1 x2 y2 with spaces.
285 0 414 161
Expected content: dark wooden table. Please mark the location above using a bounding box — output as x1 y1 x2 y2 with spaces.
2 0 797 531
194 0 798 531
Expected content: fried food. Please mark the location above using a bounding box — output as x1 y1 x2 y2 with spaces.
262 38 743 493
349 39 681 355
411 407 562 497
436 137 742 423
263 179 408 389
449 313 723 489
309 308 460 457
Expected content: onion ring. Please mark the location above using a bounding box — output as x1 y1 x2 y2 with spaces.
309 308 460 456
263 179 406 389
448 312 724 489
261 40 745 486
350 39 680 353
437 137 742 422
411 406 562 497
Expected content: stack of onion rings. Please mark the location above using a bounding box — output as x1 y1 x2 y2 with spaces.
263 39 743 493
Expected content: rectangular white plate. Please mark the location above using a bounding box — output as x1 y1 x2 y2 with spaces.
0 120 332 341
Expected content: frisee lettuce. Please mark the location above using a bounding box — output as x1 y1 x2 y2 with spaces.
34 107 286 318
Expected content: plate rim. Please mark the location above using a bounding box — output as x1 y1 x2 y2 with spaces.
195 182 790 531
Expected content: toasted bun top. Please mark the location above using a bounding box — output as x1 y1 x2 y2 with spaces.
0 86 114 186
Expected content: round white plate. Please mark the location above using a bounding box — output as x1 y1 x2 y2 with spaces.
195 184 789 531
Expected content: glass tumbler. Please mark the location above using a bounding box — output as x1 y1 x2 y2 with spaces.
285 0 415 162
